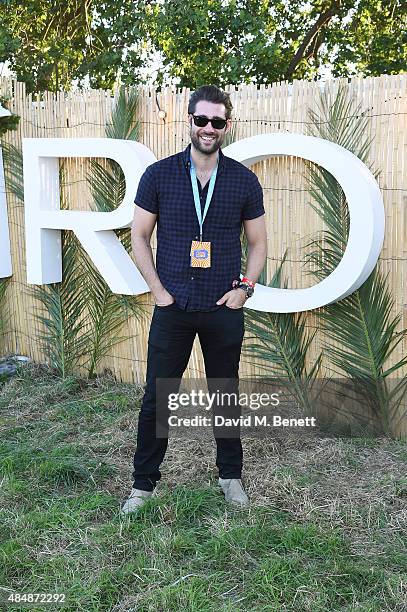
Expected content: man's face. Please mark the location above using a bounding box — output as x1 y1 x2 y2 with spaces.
189 100 231 156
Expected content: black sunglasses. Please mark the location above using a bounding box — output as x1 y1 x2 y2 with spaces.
191 115 228 130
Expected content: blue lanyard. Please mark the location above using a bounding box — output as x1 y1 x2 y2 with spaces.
190 155 218 240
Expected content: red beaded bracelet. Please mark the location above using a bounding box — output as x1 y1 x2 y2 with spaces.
241 277 255 288
232 278 255 290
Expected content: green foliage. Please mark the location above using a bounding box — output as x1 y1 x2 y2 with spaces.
141 0 284 87
84 87 145 378
0 0 145 92
136 0 407 87
32 230 89 378
0 279 8 341
47 88 145 378
1 147 89 377
243 253 321 413
2 87 145 378
325 0 407 77
240 179 321 412
0 97 19 136
0 1 405 92
0 141 19 350
1 141 23 201
306 86 407 435
241 218 320 413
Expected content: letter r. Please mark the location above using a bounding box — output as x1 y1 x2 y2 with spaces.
23 138 157 294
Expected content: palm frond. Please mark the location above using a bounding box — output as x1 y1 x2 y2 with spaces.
79 249 136 378
0 279 9 341
31 164 90 378
106 87 141 141
88 160 126 213
307 85 373 165
81 86 145 377
306 85 407 434
2 141 24 202
0 142 19 345
243 251 322 414
32 231 89 378
2 144 89 376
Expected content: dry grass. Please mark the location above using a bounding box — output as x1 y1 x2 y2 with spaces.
0 363 406 611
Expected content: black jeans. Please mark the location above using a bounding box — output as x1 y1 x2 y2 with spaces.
132 302 245 491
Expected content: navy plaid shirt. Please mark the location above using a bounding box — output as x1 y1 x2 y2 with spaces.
134 143 265 311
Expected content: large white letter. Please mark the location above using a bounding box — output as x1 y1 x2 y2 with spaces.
223 134 385 313
0 146 12 278
23 138 156 294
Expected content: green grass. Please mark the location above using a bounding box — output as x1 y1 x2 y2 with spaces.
0 364 406 611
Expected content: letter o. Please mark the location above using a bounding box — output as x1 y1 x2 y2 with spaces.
223 134 385 313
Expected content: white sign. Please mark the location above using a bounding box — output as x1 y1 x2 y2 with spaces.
22 138 155 295
224 134 385 312
0 135 385 313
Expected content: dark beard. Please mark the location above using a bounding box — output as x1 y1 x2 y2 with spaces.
190 131 223 155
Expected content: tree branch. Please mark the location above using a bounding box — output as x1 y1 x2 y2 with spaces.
285 1 340 80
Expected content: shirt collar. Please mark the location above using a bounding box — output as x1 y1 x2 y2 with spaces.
181 142 226 175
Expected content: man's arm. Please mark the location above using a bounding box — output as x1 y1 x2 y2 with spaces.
216 215 267 307
131 205 174 306
242 214 268 282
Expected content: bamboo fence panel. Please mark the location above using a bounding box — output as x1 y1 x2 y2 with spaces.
0 75 406 433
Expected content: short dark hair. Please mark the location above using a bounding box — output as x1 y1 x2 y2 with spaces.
188 85 233 120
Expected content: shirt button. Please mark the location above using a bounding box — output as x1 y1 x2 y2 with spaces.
191 276 194 280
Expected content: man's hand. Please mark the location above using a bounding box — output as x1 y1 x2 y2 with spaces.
154 289 175 306
216 289 246 309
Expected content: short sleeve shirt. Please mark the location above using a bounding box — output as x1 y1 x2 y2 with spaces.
134 143 265 311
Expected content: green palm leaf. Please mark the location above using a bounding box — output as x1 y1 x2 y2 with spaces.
0 279 8 342
2 142 24 203
31 164 90 379
2 142 88 377
242 244 322 414
79 248 136 379
1 89 145 379
83 86 146 377
1 139 23 343
105 86 141 141
306 85 407 435
32 231 89 378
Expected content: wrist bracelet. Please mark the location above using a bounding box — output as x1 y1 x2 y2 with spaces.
241 277 255 288
232 278 255 289
231 279 255 299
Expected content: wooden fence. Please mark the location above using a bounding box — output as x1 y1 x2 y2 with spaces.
0 74 406 434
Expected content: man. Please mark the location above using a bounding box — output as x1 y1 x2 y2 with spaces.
122 85 267 515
